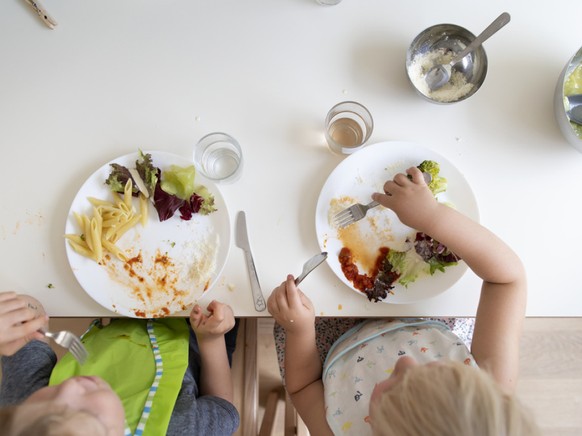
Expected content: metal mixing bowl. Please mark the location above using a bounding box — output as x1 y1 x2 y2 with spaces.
406 23 488 104
554 46 582 152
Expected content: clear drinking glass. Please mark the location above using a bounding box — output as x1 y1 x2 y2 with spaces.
324 101 374 154
194 132 243 183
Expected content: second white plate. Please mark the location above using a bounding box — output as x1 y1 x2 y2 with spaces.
315 141 479 304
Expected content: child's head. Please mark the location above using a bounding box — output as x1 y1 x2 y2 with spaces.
0 376 124 436
369 357 540 436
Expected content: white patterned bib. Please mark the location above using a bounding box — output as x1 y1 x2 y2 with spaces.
323 319 476 434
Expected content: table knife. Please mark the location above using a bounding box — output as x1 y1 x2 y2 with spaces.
235 211 267 312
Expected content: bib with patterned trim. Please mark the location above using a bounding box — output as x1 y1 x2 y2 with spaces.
49 318 189 436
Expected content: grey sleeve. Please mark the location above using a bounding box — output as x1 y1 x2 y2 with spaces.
167 369 240 435
168 392 240 435
0 341 57 406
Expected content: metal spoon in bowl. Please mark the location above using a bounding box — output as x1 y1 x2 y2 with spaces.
295 252 328 285
567 94 582 125
425 12 511 91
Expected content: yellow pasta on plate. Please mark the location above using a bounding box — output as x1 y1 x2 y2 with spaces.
64 151 230 318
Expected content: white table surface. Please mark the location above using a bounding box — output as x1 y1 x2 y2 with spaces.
1 0 582 317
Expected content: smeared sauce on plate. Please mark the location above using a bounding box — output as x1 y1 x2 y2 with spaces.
102 249 190 318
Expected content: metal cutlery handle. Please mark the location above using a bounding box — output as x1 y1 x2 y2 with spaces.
452 12 510 64
235 210 267 312
242 250 266 312
295 271 309 285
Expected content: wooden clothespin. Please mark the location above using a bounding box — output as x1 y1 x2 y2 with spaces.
24 0 58 29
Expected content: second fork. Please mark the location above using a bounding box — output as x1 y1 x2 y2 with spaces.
333 200 380 228
41 328 88 364
333 172 433 228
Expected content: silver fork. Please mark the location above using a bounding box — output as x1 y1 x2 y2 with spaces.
333 201 380 228
41 328 88 364
333 172 432 228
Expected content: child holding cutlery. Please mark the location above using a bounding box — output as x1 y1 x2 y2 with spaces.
0 294 240 436
268 166 540 435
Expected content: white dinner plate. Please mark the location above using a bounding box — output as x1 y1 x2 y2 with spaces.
65 151 230 318
315 141 479 304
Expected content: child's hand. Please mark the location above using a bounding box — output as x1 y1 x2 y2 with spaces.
0 292 48 356
190 300 235 340
267 274 315 334
372 166 438 232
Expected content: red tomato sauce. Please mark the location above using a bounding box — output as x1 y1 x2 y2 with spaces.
339 246 390 293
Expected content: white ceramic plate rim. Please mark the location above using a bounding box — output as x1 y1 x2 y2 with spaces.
65 151 230 317
315 141 479 304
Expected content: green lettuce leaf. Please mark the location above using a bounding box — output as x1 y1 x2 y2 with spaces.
105 163 139 195
417 160 447 195
195 186 217 215
160 165 196 200
387 249 430 287
135 150 158 197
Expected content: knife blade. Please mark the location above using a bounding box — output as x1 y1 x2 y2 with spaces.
235 211 266 312
295 252 328 285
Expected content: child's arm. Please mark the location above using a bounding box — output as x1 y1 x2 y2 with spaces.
190 301 236 402
373 167 527 391
267 275 333 435
0 292 49 356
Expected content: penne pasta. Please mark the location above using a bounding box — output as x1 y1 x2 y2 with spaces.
73 212 84 229
111 192 122 204
139 193 148 227
67 178 143 264
82 215 95 251
101 217 123 227
64 234 88 247
110 214 141 243
114 202 132 216
68 240 99 261
103 223 119 241
88 197 114 207
123 178 133 209
100 210 125 222
90 217 103 262
93 207 103 234
102 239 128 262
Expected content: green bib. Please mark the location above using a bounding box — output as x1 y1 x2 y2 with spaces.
49 318 189 436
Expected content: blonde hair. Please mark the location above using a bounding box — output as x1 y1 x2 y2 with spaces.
369 361 540 436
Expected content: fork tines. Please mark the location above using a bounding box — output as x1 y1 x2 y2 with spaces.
333 201 379 229
69 338 88 364
43 329 88 364
333 206 361 228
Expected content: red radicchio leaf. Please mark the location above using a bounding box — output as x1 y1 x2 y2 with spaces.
189 193 203 214
153 171 184 222
179 202 192 221
414 232 460 263
152 168 206 222
179 193 204 220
